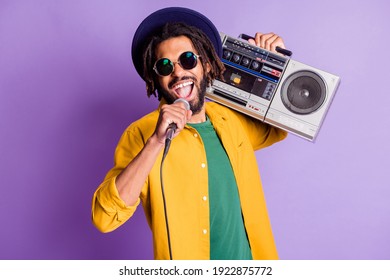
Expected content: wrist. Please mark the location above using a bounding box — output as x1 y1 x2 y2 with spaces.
147 133 166 148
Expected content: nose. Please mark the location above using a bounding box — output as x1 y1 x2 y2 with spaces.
171 61 186 77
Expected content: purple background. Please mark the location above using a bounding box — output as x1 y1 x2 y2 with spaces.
1 0 389 260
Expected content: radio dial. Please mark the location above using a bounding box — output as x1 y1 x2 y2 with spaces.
251 61 260 70
232 53 241 63
223 49 232 60
241 57 250 67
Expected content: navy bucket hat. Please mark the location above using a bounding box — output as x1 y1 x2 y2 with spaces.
131 7 222 80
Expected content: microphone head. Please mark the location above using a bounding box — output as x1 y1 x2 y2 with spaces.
174 98 190 110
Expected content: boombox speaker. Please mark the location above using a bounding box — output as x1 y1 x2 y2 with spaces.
206 32 340 142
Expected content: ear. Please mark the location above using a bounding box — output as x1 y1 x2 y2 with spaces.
205 62 211 74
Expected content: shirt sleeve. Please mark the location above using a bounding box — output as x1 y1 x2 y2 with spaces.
92 176 140 233
91 125 146 233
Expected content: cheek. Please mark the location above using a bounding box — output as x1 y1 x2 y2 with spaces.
196 63 209 82
157 77 169 89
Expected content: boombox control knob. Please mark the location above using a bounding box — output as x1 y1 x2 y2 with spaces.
223 49 232 60
241 57 250 67
251 61 260 70
232 53 241 63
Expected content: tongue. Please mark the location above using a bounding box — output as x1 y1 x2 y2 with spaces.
176 84 192 98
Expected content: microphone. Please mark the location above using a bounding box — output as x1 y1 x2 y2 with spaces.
163 98 190 156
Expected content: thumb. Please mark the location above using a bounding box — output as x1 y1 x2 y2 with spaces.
186 109 193 121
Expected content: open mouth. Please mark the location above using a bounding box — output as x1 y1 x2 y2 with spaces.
172 80 194 99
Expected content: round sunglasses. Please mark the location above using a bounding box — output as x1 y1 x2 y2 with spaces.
153 51 201 76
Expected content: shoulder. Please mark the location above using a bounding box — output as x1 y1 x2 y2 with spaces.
206 101 287 149
205 101 242 121
123 109 159 139
206 101 260 127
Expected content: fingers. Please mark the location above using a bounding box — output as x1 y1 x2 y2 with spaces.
155 102 191 143
251 32 286 54
164 103 188 130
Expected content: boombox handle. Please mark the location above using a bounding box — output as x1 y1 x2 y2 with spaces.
239 33 293 57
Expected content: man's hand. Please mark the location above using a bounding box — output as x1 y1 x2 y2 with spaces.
247 32 286 54
154 101 192 145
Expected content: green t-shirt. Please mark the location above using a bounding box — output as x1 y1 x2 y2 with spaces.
189 117 252 260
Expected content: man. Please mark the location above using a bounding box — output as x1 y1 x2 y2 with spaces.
92 7 287 260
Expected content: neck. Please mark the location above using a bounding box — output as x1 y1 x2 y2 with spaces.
188 106 206 124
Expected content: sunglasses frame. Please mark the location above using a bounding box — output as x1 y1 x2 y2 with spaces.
153 51 201 76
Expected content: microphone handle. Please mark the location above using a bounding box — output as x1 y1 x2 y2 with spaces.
163 124 176 158
166 123 177 141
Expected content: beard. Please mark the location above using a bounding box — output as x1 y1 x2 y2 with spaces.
156 75 208 115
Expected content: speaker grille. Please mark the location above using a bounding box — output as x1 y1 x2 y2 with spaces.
281 71 326 115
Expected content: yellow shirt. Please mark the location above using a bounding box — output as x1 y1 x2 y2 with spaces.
92 101 287 260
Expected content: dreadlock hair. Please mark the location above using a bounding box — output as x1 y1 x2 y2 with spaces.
141 22 225 99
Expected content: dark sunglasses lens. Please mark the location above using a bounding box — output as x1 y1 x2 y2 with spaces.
179 52 197 69
155 58 173 76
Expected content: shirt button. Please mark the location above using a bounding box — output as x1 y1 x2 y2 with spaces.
201 163 206 168
203 229 208 234
202 196 207 201
194 133 198 138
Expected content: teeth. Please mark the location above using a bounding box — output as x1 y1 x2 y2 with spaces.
173 81 193 89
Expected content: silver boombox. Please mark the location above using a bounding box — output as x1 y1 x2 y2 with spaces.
207 32 340 141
